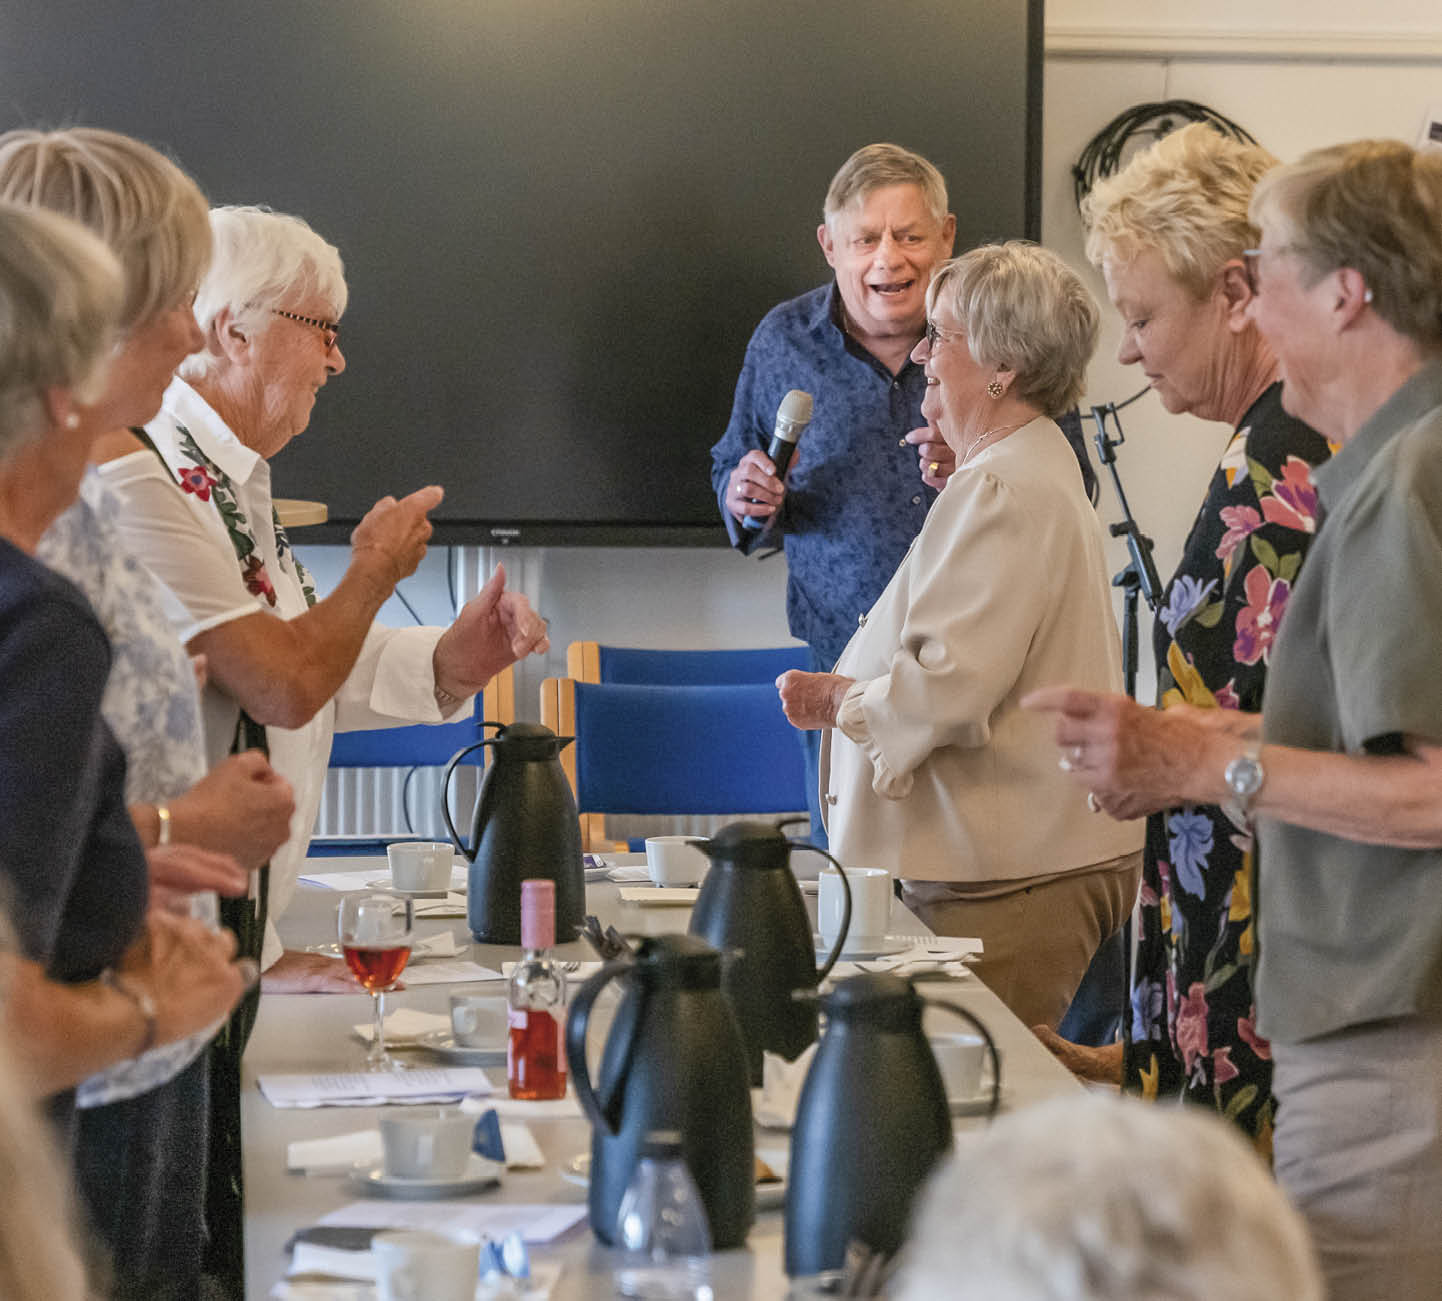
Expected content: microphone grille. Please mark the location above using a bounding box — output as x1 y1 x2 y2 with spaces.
780 389 814 423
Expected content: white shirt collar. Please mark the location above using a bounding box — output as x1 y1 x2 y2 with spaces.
160 377 265 488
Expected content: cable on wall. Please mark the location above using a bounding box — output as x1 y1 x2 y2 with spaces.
1072 100 1259 211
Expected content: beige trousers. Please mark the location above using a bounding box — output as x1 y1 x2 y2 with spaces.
1272 1013 1442 1301
901 851 1142 1031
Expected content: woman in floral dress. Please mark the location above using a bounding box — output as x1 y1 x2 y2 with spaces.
1033 124 1329 1152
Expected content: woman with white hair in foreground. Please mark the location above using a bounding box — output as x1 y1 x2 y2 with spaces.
892 1092 1322 1301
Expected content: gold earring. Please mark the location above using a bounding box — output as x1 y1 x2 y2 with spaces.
987 379 1004 399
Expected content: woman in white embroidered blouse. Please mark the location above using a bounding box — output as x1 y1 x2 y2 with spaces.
778 242 1142 1028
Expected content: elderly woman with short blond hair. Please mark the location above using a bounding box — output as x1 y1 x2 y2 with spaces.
1032 124 1331 1153
779 241 1142 1029
1032 138 1442 1298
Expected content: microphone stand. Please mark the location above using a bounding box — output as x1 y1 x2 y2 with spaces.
1088 389 1163 700
1076 386 1160 1052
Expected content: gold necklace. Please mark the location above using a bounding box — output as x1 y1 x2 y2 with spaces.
962 419 1029 464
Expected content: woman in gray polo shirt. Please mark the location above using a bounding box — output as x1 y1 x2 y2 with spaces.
1028 138 1442 1301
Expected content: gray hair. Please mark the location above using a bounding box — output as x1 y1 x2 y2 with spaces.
0 202 123 461
180 205 348 382
927 241 1099 416
0 127 211 333
1082 123 1279 299
823 142 948 231
1251 138 1442 349
892 1093 1323 1301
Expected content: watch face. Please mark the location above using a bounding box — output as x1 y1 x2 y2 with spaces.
1226 756 1264 800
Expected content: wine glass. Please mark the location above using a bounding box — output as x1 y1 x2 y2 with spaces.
339 894 413 1070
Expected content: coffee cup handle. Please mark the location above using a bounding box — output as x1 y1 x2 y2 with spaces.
923 998 1002 1117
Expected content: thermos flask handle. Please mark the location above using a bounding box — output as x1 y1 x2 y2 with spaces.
923 996 1003 1119
791 842 853 985
564 958 634 1137
439 729 503 857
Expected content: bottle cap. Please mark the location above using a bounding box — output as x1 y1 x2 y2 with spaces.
520 878 555 950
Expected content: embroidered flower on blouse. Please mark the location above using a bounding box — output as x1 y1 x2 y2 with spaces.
1237 1013 1272 1061
241 554 277 606
1260 456 1321 533
178 464 219 502
1233 566 1290 666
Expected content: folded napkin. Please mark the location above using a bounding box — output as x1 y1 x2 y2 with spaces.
617 886 699 906
753 1044 817 1130
412 931 463 959
277 1253 562 1299
604 865 650 883
351 1008 451 1047
286 1116 543 1174
411 892 468 919
462 1090 584 1121
826 937 983 983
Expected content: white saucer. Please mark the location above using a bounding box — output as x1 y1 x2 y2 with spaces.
562 1152 788 1210
950 1084 1006 1117
415 1027 506 1068
347 1152 502 1199
365 876 467 899
814 934 913 960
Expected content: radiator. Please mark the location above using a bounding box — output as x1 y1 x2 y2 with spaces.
315 764 482 841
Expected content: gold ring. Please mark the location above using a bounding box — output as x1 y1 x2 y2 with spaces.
928 461 940 475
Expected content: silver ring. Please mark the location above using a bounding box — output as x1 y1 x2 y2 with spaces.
1070 745 1084 765
1058 754 1076 773
1087 791 1101 813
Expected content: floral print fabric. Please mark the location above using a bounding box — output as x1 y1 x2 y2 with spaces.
1123 383 1330 1153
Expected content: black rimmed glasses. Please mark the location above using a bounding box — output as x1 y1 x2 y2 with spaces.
923 318 962 351
271 308 340 352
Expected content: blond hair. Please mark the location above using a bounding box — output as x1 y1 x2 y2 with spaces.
927 242 1099 417
0 203 124 459
0 127 210 333
1252 138 1442 348
1082 123 1278 298
823 142 948 230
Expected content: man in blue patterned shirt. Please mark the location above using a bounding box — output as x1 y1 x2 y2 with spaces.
710 143 956 842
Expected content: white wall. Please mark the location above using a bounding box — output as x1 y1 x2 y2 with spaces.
299 0 1442 715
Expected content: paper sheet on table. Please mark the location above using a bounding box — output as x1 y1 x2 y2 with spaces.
398 960 503 986
617 886 699 906
317 1201 587 1244
285 1239 563 1298
259 1068 493 1108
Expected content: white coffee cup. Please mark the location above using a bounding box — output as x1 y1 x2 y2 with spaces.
644 835 709 887
387 841 454 893
449 992 505 1048
373 1229 479 1301
379 1107 475 1180
929 1031 987 1101
818 866 891 953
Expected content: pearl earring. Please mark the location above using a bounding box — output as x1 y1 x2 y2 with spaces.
987 379 1004 399
64 412 80 429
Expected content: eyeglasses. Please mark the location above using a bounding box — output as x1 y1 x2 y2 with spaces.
271 309 340 352
924 318 962 351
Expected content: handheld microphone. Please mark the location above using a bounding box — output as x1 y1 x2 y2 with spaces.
742 388 813 531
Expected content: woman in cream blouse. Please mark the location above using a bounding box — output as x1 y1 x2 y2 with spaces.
778 242 1142 1028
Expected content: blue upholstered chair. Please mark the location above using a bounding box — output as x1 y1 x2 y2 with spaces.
539 677 808 852
310 668 514 854
566 641 809 687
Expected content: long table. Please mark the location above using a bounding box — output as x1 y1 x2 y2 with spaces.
243 859 1081 1298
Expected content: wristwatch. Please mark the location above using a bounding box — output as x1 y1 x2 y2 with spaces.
1223 737 1266 821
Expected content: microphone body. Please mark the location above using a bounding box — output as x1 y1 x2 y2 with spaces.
742 389 813 532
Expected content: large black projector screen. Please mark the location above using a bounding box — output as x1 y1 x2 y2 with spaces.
2 0 1041 545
